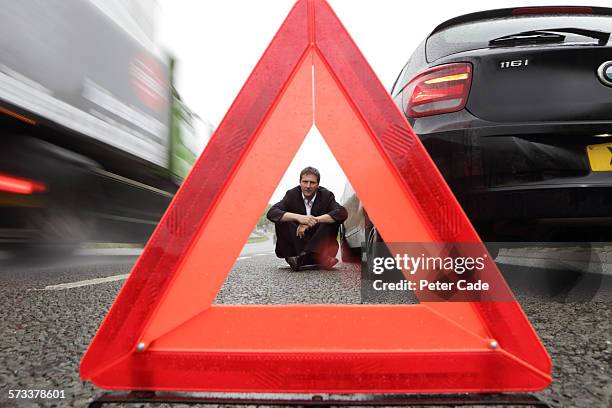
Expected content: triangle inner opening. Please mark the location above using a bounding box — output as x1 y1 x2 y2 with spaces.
216 126 382 305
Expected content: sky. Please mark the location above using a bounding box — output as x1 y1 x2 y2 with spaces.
157 0 611 202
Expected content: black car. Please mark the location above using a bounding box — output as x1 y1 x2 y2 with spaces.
342 5 612 256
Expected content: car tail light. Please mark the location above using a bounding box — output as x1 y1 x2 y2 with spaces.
403 63 472 118
0 173 47 194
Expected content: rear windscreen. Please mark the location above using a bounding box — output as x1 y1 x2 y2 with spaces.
426 15 612 62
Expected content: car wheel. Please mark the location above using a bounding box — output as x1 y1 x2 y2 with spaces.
340 236 360 263
543 243 603 303
365 225 384 260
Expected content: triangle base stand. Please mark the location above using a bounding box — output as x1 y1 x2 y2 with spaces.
87 391 551 408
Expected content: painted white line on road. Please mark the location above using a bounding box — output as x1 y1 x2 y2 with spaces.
38 252 274 291
237 253 274 260
76 248 143 256
39 274 129 291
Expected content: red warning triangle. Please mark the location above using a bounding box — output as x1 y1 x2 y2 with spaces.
81 0 551 393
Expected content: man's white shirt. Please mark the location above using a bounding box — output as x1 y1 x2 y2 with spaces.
302 192 316 216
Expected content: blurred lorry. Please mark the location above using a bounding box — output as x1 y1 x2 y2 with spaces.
0 0 212 252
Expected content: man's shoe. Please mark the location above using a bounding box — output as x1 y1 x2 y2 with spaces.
285 254 304 271
320 256 339 270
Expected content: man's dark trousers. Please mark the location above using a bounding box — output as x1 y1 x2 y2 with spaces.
274 221 342 263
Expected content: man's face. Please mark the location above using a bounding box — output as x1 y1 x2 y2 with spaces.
300 173 319 199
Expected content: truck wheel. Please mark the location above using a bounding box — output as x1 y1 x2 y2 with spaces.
30 201 95 254
1 137 100 259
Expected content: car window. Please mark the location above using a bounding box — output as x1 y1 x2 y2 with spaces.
426 15 612 62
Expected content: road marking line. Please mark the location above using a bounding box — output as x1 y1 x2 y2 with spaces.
40 274 129 291
36 252 275 291
76 248 143 256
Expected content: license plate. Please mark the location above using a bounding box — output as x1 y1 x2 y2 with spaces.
586 142 612 171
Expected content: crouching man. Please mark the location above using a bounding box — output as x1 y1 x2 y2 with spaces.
267 167 348 271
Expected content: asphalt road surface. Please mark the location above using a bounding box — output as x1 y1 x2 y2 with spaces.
0 238 610 407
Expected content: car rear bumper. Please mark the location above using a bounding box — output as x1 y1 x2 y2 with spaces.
412 117 612 227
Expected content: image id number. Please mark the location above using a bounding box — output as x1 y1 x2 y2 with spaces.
8 389 65 399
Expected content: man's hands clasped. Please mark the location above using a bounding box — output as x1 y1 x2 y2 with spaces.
297 214 318 227
296 215 318 238
280 212 334 238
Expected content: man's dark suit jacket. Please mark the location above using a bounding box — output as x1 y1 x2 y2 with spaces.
267 186 348 224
